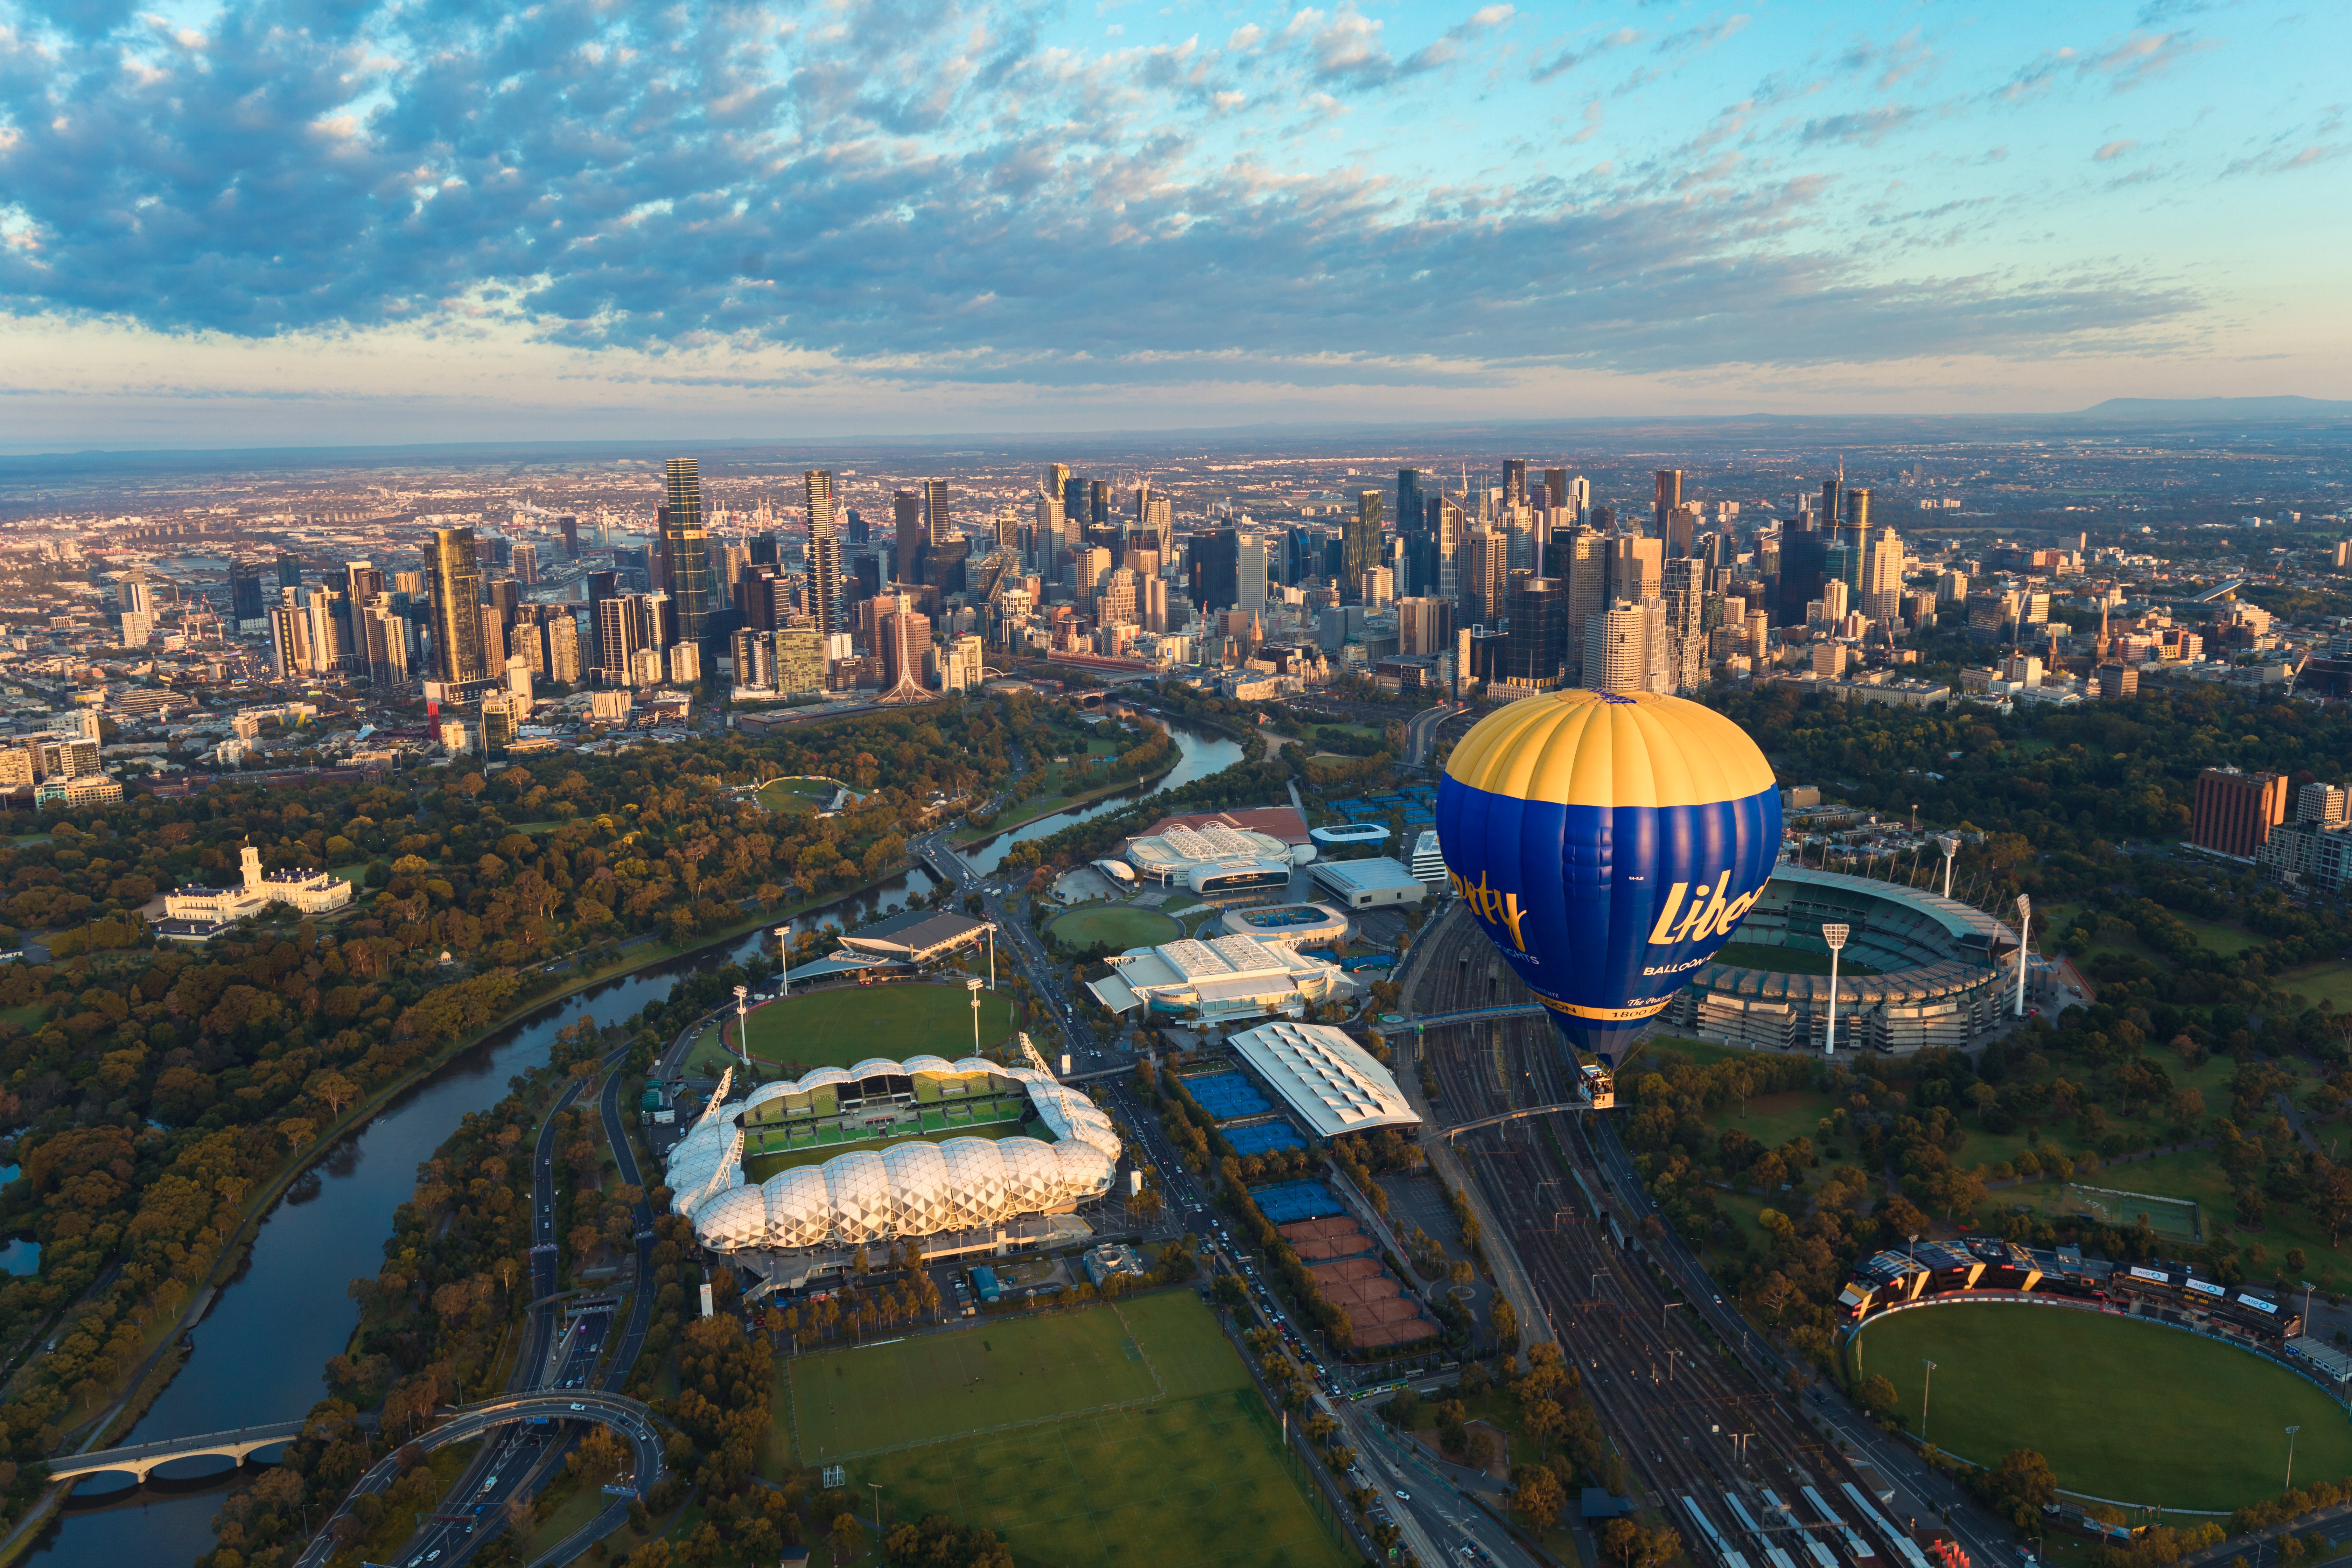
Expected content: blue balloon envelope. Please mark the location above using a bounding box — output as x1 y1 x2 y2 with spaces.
1436 689 1781 1060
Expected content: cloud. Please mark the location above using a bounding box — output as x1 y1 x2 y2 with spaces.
2094 139 2138 160
1798 106 1919 147
2077 29 2218 91
0 0 2209 390
1530 26 1638 84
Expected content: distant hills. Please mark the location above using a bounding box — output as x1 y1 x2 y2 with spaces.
2070 396 2352 419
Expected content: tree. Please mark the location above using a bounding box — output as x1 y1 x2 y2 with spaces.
1512 1463 1566 1528
1858 1374 1900 1421
1987 1447 2056 1522
1489 1298 1519 1346
833 1512 867 1559
1600 1518 1682 1568
567 1425 629 1489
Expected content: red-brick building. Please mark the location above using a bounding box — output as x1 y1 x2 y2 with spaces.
2191 767 2288 859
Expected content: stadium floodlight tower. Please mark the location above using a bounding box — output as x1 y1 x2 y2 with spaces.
1937 834 1960 898
732 986 750 1068
2288 1426 2303 1490
966 976 985 1054
774 925 792 997
1820 923 1851 1056
2014 894 2032 1017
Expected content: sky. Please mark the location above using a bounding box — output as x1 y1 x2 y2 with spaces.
0 0 2345 448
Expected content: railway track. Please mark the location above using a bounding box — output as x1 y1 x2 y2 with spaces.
1403 904 1948 1568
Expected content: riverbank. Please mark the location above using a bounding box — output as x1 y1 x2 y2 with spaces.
0 863 934 1568
955 753 1183 847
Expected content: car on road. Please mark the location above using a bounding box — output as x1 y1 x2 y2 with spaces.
1395 1490 1410 1500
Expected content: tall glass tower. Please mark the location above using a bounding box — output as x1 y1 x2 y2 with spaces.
806 469 842 636
661 458 711 645
426 527 489 684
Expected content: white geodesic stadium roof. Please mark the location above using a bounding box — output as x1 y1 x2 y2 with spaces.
665 1055 1122 1254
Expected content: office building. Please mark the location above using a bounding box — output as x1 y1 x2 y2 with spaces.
1464 528 1511 626
230 559 268 623
1396 595 1453 657
511 541 539 586
1609 533 1662 603
1555 525 1605 681
1396 469 1424 547
1503 460 1528 509
2190 768 2288 860
660 458 712 646
1777 519 1828 627
806 469 843 637
1237 533 1269 611
1653 470 1681 535
425 527 490 685
544 611 582 685
559 515 579 560
1502 574 1565 690
278 553 303 593
1190 528 1240 611
893 489 924 581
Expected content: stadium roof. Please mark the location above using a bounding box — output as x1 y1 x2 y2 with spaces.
837 908 993 961
1135 806 1310 845
1308 858 1428 897
1227 1020 1421 1139
1309 823 1390 845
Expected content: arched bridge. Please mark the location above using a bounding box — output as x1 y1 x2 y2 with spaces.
1403 1006 1548 1029
51 1414 379 1483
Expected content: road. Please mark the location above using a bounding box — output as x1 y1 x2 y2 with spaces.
1402 702 1464 767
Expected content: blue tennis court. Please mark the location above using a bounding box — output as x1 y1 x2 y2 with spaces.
1252 1180 1345 1224
1184 1072 1273 1120
1225 1122 1307 1156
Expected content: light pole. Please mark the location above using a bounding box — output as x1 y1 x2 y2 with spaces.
774 924 793 997
966 976 984 1054
1662 1301 1682 1334
1938 834 1959 899
2014 894 2032 1017
2287 1426 2302 1491
1822 923 1850 1057
870 1480 886 1548
732 985 750 1069
1921 1359 1938 1443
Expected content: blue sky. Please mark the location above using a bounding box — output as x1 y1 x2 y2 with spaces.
0 0 2344 446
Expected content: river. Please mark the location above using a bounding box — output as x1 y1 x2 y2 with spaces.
26 718 1236 1565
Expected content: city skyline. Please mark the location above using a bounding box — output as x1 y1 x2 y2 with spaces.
0 0 2345 447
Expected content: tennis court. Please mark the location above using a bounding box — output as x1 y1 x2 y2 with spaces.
1251 1181 1345 1223
1225 1122 1307 1156
1184 1072 1273 1120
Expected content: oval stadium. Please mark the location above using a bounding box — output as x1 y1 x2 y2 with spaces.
664 1056 1121 1292
1662 866 2027 1055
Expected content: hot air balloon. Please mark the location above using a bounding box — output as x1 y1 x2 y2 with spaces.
1436 689 1780 1096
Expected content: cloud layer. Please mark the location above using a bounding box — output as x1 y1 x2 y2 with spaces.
0 0 2342 414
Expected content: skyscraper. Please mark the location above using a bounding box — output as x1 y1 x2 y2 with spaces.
806 470 843 637
1544 469 1569 518
1502 574 1564 690
1237 533 1269 610
230 558 267 623
1557 526 1605 681
660 458 711 646
922 479 951 546
511 542 539 585
1503 460 1528 510
1345 492 1384 602
277 553 303 592
1777 518 1828 628
559 516 579 560
1189 528 1240 611
893 489 924 582
1397 469 1424 548
425 527 489 684
1653 469 1682 536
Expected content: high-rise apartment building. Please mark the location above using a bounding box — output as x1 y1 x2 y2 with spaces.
660 458 711 646
1585 598 1670 694
1608 533 1663 603
1556 526 1605 681
1465 528 1512 626
892 489 924 582
1397 470 1424 545
230 558 268 623
2191 768 2288 859
876 596 931 700
425 527 489 685
922 479 951 547
1345 493 1384 600
278 553 303 593
2299 782 2350 828
805 469 843 637
559 515 579 560
512 542 539 586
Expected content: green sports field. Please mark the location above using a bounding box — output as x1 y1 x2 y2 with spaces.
782 1293 1350 1568
1050 906 1183 951
1711 941 1881 977
733 985 1017 1071
1855 1305 2352 1510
